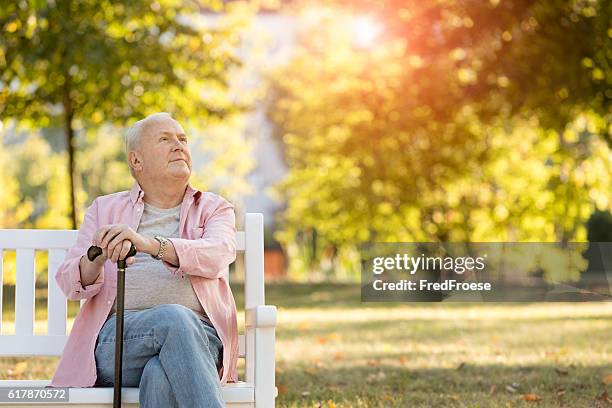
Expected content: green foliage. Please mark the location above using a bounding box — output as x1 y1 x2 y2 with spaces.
0 0 242 126
267 3 612 280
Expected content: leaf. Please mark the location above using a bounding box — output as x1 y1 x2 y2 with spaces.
555 367 569 376
333 352 344 360
277 383 287 394
489 384 497 395
523 394 541 402
603 374 612 385
597 391 612 403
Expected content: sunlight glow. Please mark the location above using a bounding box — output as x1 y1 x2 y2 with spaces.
351 15 382 48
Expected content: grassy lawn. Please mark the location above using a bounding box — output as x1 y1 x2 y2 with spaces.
1 282 611 407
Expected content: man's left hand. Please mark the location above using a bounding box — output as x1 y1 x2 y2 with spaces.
93 224 150 263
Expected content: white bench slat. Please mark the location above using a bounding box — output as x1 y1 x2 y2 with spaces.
0 334 247 357
47 249 67 336
0 230 247 252
0 230 79 250
15 249 35 337
0 380 256 405
0 335 67 356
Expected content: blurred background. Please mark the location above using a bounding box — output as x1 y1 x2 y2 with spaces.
1 1 611 406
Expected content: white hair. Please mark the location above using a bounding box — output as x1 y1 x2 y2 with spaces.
125 112 174 177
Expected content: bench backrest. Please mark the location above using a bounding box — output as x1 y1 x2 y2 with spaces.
0 213 265 358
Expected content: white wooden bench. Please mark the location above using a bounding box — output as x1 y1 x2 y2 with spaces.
0 213 277 407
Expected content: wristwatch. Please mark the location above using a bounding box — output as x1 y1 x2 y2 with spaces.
152 235 169 260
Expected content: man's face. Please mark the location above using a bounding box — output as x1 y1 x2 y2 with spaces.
134 117 192 181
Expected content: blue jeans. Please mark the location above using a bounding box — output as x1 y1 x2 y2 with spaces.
94 304 224 408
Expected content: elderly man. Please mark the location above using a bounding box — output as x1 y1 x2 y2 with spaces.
50 112 238 408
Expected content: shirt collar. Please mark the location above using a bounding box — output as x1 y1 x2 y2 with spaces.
129 181 202 205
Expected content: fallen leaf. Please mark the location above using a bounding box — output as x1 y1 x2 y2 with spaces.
334 352 344 361
555 367 569 376
597 391 612 403
326 399 337 408
398 356 407 365
277 384 287 394
506 385 517 393
523 394 541 402
603 374 612 385
449 394 459 401
367 359 380 367
556 388 566 397
316 336 328 345
489 385 497 395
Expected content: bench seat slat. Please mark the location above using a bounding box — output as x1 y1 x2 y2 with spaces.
0 380 256 404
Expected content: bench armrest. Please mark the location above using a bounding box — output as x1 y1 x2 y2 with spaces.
245 305 277 329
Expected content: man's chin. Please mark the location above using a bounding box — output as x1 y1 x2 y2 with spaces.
166 169 191 180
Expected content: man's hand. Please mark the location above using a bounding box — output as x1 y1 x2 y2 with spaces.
93 224 147 264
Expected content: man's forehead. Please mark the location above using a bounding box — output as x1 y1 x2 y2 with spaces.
142 118 185 136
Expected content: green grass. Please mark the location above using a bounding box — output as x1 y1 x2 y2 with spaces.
1 282 611 407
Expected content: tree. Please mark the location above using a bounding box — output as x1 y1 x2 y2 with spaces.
266 3 611 280
1 0 244 228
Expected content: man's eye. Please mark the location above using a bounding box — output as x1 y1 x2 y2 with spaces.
160 137 167 141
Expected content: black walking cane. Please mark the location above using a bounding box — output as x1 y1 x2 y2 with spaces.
88 243 136 408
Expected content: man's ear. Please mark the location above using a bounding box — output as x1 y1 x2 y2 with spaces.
129 151 143 172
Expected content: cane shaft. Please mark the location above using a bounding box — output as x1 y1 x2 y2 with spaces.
114 266 126 408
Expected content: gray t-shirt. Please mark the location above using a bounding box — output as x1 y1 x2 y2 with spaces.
108 201 210 324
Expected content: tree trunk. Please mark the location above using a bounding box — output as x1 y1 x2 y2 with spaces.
63 83 77 230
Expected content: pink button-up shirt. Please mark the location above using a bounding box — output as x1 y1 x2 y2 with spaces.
50 182 239 387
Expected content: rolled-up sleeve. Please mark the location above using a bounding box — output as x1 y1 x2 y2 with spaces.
55 198 105 300
165 199 237 280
